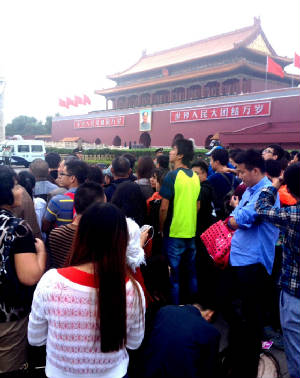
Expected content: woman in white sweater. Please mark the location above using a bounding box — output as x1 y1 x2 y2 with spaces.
28 203 145 378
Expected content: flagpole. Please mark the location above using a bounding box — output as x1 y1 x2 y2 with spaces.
291 56 294 87
265 56 268 91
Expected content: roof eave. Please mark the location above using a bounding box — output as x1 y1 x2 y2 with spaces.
96 60 300 96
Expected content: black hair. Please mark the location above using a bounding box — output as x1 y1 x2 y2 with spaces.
211 148 229 166
0 166 15 206
265 159 281 179
174 139 194 166
280 158 289 172
284 162 300 198
112 156 130 177
153 167 167 186
268 144 285 160
111 182 147 226
87 165 104 185
64 155 80 163
137 156 155 179
191 159 209 174
229 148 243 161
155 148 163 154
235 149 265 173
74 182 105 214
45 152 61 169
290 150 298 159
68 203 128 353
157 155 169 170
18 171 36 199
283 150 291 162
121 153 136 170
65 160 89 184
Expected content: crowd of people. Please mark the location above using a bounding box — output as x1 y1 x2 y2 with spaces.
0 141 299 378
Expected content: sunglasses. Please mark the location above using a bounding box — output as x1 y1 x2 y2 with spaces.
263 149 273 154
59 172 72 177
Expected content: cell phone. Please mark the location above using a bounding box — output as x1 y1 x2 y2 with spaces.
140 225 152 232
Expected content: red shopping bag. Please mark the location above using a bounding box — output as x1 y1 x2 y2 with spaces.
200 219 235 269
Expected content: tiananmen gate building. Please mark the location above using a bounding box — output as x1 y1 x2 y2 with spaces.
52 18 300 149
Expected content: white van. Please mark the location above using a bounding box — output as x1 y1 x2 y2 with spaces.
0 140 46 167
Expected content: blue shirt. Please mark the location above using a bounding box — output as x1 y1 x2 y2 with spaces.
207 162 235 177
34 180 58 196
229 176 280 274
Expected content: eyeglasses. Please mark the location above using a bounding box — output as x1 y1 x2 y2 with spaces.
59 172 72 177
263 149 274 154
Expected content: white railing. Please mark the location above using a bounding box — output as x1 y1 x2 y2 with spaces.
45 141 129 150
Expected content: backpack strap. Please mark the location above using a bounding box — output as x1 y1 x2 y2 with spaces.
220 173 234 189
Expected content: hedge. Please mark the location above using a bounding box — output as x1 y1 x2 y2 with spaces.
46 147 208 159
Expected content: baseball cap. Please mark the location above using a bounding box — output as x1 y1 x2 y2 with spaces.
103 165 113 177
205 145 223 156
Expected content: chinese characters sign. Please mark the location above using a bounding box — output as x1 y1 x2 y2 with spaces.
170 102 271 123
74 116 125 129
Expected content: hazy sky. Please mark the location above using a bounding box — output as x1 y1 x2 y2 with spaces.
0 0 299 125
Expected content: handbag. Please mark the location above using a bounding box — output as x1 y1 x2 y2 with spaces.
200 218 235 269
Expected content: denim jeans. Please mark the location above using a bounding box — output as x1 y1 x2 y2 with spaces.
280 290 300 378
165 237 198 304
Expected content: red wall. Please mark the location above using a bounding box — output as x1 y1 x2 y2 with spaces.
52 89 300 147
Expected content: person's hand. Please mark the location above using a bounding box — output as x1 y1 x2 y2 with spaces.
272 175 284 190
35 238 46 255
230 195 239 208
222 167 237 174
140 229 149 248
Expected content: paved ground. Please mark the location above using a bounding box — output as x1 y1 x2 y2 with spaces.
213 314 290 378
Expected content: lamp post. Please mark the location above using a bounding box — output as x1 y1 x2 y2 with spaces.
0 78 6 142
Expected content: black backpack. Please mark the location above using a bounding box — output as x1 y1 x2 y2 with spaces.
147 198 163 255
219 173 235 219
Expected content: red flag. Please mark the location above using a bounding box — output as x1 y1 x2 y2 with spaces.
74 95 83 106
162 68 169 76
66 97 74 107
294 53 300 69
59 98 67 108
267 56 284 78
83 94 91 105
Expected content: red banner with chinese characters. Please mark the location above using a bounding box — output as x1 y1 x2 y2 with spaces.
170 101 271 123
74 116 125 129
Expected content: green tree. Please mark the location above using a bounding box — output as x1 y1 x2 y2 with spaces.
44 116 52 134
5 115 53 136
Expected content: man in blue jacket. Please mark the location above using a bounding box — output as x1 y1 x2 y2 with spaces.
223 149 280 378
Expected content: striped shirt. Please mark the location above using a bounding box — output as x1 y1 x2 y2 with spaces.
44 188 76 227
28 268 145 378
49 224 77 268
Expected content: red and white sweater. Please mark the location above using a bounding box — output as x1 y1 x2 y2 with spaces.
28 267 145 378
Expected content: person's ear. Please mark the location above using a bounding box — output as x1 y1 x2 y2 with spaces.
202 309 215 322
253 167 260 176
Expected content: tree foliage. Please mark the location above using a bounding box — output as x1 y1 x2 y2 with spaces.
5 115 53 136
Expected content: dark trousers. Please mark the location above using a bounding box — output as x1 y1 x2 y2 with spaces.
218 263 269 378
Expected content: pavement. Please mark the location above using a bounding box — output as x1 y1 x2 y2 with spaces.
213 314 290 378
